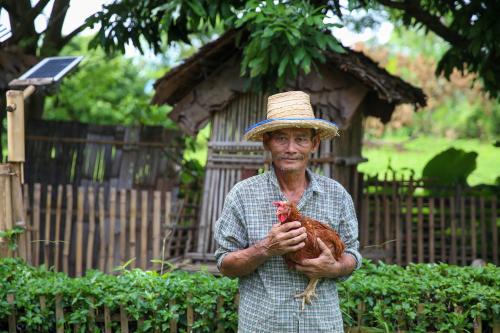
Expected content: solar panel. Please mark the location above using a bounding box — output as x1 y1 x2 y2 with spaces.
9 56 83 87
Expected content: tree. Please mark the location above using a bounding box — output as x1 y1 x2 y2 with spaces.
1 0 499 114
43 36 176 127
356 28 500 141
84 0 500 98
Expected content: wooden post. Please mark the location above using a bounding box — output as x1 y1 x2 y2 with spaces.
140 191 148 270
33 184 41 265
104 306 112 333
129 190 137 268
108 188 116 273
54 185 63 271
75 187 84 276
152 191 161 270
98 187 106 271
55 294 64 333
44 185 53 269
169 299 177 332
187 293 194 333
120 305 129 333
63 185 73 275
120 189 127 265
7 293 16 333
6 90 26 163
87 187 96 270
216 296 225 333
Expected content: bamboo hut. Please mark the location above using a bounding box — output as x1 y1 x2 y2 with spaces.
152 30 426 261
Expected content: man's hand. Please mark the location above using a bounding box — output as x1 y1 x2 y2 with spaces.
258 221 306 257
295 238 340 279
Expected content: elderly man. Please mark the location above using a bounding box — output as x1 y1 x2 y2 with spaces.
214 91 361 332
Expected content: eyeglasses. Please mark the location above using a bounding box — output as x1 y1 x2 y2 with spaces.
270 134 313 147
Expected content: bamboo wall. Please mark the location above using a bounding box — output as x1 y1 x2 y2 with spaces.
10 183 196 276
15 119 184 190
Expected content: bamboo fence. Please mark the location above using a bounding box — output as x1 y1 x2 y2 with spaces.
11 183 197 276
360 174 499 265
3 294 498 333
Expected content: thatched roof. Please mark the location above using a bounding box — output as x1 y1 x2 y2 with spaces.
153 30 426 108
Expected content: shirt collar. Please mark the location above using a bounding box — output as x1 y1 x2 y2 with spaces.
267 164 324 194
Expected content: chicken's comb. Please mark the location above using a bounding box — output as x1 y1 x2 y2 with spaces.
272 201 285 207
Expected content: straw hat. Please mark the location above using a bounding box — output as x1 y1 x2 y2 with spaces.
244 91 338 141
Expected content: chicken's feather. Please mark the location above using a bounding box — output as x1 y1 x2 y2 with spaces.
279 202 345 269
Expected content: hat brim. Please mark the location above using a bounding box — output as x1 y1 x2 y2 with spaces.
244 118 339 141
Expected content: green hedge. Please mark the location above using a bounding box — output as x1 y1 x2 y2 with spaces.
0 258 498 332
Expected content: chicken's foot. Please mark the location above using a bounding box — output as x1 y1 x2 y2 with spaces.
295 278 319 310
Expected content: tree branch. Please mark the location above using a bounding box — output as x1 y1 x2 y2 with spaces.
27 0 52 22
376 0 468 47
41 0 70 55
61 18 92 46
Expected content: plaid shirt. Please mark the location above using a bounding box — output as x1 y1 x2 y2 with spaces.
214 166 362 333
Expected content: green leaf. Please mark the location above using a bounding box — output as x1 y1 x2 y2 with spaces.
278 55 289 77
186 0 206 17
293 48 306 65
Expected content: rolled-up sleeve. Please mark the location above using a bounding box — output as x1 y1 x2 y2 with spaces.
337 189 362 279
214 188 248 271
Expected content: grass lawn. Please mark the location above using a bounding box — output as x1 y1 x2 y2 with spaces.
358 136 499 185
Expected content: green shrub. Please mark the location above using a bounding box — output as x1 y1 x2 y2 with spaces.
0 258 498 332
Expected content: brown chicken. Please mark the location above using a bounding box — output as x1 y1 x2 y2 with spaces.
273 201 345 309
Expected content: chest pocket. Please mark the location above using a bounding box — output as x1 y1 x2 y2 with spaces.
300 202 341 232
245 207 276 244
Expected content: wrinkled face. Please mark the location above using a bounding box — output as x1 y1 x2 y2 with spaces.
273 201 291 223
263 128 319 174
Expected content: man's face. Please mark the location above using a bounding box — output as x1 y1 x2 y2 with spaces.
263 128 319 173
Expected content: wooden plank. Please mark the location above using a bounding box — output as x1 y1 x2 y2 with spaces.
199 169 214 254
141 190 148 270
153 191 161 270
473 316 482 333
459 195 466 265
492 197 498 265
108 188 117 273
169 299 177 332
383 177 391 263
187 293 194 333
428 198 435 263
216 296 225 333
470 197 477 260
55 294 64 333
104 305 112 333
120 189 127 265
7 294 16 333
75 187 84 276
479 196 487 260
87 187 96 270
129 189 137 268
417 197 423 263
361 193 369 247
63 185 73 275
88 297 96 331
164 191 172 260
439 197 446 262
23 183 32 263
44 184 52 268
98 187 106 271
33 183 41 266
405 178 413 264
120 305 129 333
54 185 63 271
450 196 457 264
